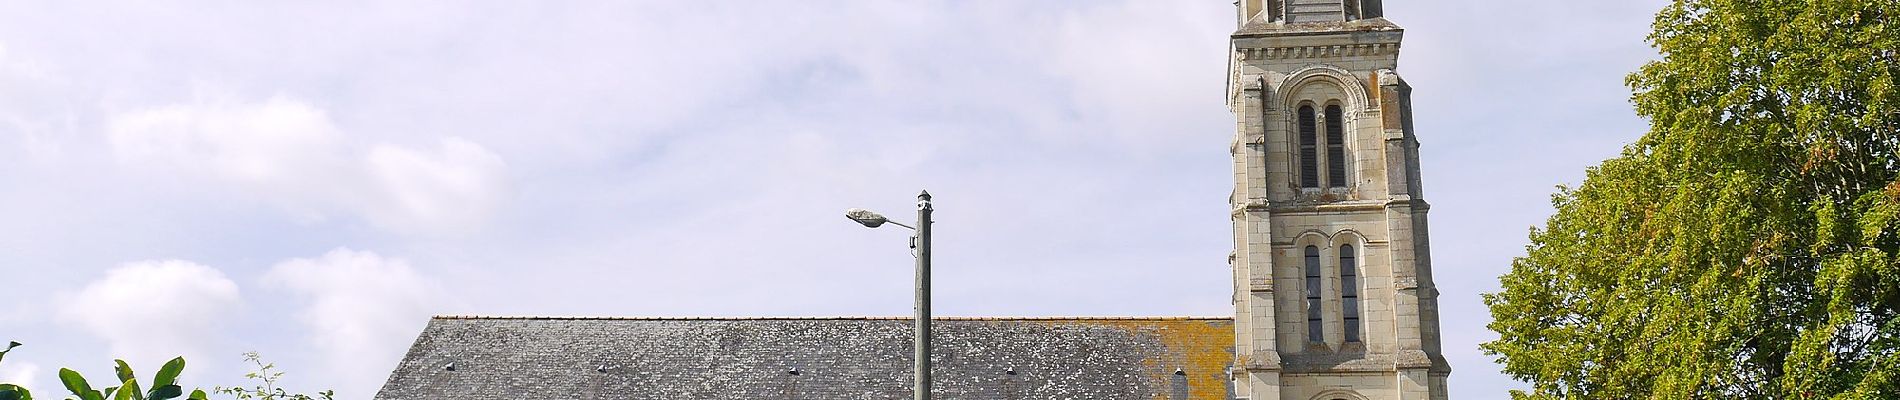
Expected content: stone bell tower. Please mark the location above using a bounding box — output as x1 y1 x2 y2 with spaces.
1225 1 1450 399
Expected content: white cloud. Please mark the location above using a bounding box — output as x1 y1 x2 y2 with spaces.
1044 1 1230 148
365 138 508 232
105 95 508 233
59 260 242 369
0 38 74 163
107 95 344 184
0 360 37 384
0 360 40 394
264 248 445 397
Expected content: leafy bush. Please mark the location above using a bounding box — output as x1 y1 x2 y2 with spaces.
0 343 329 400
213 353 332 400
55 358 205 400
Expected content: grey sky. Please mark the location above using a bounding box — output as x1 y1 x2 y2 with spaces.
0 1 1665 398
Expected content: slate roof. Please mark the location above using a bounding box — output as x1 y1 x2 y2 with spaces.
375 316 1236 400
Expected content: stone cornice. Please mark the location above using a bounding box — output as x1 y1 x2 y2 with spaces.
1241 198 1425 213
1249 351 1451 374
1236 43 1400 61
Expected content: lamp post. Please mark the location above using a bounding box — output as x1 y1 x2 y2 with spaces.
845 190 933 400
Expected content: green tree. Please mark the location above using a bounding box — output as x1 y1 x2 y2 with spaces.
1482 0 1900 398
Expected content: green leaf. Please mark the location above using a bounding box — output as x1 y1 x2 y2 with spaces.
101 387 117 399
0 384 26 400
143 386 181 400
152 358 183 388
0 341 17 365
58 368 99 400
186 389 205 400
112 360 134 384
116 379 141 400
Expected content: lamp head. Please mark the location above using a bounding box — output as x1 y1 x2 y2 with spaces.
845 208 889 228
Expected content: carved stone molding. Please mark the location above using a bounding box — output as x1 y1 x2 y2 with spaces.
1236 43 1398 61
1242 351 1284 370
1275 64 1373 121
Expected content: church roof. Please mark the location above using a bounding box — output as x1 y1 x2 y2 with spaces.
374 316 1236 399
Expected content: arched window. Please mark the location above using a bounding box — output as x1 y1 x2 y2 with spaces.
1325 104 1347 188
1304 245 1322 343
1298 105 1319 189
1340 244 1361 343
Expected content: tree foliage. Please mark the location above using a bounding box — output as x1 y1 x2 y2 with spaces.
55 358 205 400
1483 0 1900 398
213 353 332 400
0 344 328 400
1 342 28 400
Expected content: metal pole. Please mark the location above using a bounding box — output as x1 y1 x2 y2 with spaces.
914 190 933 400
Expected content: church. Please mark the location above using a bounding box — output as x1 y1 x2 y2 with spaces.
374 1 1449 399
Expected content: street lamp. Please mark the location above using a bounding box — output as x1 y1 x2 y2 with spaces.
845 190 933 400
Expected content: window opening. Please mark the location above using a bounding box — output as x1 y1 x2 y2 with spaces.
1305 245 1323 343
1298 105 1319 189
1325 104 1347 188
1341 244 1361 343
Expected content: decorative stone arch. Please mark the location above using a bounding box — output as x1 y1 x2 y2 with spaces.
1276 65 1371 119
1290 231 1333 249
1307 388 1371 400
1278 65 1370 193
1327 230 1370 280
1328 229 1368 248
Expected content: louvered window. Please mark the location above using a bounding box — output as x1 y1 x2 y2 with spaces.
1340 244 1361 343
1298 105 1319 188
1286 0 1346 23
1361 0 1384 19
1325 104 1347 188
1305 245 1323 343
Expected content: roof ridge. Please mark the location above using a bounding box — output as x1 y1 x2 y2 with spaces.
432 315 1232 321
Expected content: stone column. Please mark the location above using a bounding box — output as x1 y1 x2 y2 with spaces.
1236 75 1285 400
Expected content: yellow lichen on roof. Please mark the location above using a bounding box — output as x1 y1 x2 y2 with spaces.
1034 319 1236 400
